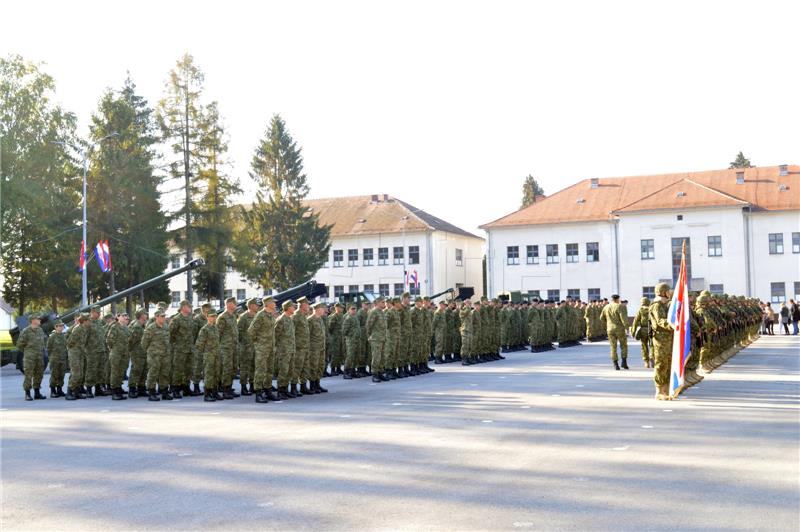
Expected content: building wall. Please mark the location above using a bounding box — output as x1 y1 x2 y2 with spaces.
430 230 485 299
747 210 800 303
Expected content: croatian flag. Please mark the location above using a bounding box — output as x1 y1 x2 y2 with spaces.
78 240 86 272
410 270 419 287
668 240 690 397
95 240 112 273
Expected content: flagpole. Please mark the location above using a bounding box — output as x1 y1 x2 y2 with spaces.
81 150 88 307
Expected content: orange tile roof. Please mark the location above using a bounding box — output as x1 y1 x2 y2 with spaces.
481 165 799 229
304 195 482 239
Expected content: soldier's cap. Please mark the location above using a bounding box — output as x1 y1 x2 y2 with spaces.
454 298 462 303
262 296 275 305
655 282 670 296
335 302 345 308
79 312 91 321
154 310 166 317
474 300 481 305
481 296 488 302
30 312 42 320
347 303 357 310
281 300 295 311
117 312 129 318
177 299 189 308
157 301 168 309
225 296 237 304
207 308 219 316
246 297 258 307
296 296 309 305
53 319 64 326
611 294 620 300
401 292 410 298
622 300 628 304
438 300 446 305
313 302 326 310
135 308 147 318
89 305 100 313
201 302 211 310
104 313 114 320
640 297 650 305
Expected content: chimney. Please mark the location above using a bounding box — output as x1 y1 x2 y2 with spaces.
590 178 599 189
371 194 379 202
779 164 788 176
736 171 745 184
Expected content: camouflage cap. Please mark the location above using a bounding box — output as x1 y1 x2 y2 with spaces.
296 296 309 305
262 296 275 305
655 283 670 296
53 319 64 326
700 290 711 297
79 312 91 321
154 310 166 317
207 308 219 316
104 313 114 320
347 303 357 310
201 302 211 310
225 296 237 304
335 302 345 308
89 305 100 313
281 300 295 311
697 294 710 304
29 312 42 320
313 302 326 310
640 297 650 305
157 301 168 309
135 308 147 318
402 292 410 298
246 297 259 307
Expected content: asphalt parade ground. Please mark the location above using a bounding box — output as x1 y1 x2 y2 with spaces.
1 335 798 531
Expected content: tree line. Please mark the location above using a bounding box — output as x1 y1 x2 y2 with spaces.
1 53 331 317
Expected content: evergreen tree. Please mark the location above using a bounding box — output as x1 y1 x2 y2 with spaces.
0 54 82 314
729 151 752 169
86 75 170 313
235 114 331 291
521 174 545 208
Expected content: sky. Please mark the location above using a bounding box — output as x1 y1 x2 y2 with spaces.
3 0 799 235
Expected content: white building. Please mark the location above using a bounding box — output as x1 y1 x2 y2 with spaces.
167 194 484 307
481 165 800 314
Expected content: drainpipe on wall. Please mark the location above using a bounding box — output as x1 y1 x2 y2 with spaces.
426 230 434 296
486 231 493 298
742 206 752 297
612 218 621 295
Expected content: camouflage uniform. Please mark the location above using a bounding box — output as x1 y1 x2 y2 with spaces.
84 314 106 390
308 307 327 381
342 309 362 371
237 304 258 391
67 319 89 393
217 308 239 391
459 303 473 362
649 284 674 400
275 305 296 391
17 323 47 394
433 305 447 362
631 298 652 365
366 303 388 375
601 301 629 365
292 304 311 387
142 319 172 393
249 301 276 392
327 309 344 371
384 304 401 371
195 319 220 392
169 309 196 392
46 328 67 391
105 320 131 390
356 305 370 370
128 316 148 394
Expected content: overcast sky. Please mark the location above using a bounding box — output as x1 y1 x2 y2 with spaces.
4 0 798 234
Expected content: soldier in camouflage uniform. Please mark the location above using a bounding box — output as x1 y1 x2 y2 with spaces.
18 313 47 401
450 300 462 361
46 320 67 398
356 301 371 377
472 300 483 362
459 300 474 364
237 298 259 396
601 295 629 370
383 299 401 379
84 306 106 398
307 302 329 393
105 312 131 400
275 300 297 399
292 296 312 396
400 293 413 373
410 298 425 374
142 309 172 401
342 304 362 379
66 313 90 400
631 297 653 367
366 297 388 382
191 303 210 395
169 300 195 399
217 297 240 399
127 309 148 398
327 303 345 376
433 300 448 364
195 309 221 402
648 283 673 400
101 312 115 395
250 296 278 402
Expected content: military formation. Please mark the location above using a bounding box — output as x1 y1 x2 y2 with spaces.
14 287 761 403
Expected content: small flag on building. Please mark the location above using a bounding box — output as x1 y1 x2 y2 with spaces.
95 240 112 273
410 270 419 287
668 240 691 397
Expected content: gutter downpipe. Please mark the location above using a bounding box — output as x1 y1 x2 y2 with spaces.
743 206 752 297
612 217 621 295
486 230 493 298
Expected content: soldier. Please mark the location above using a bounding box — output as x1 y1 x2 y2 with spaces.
450 300 462 361
101 312 115 394
65 314 90 400
327 303 345 376
366 297 388 382
191 303 210 395
84 305 107 398
217 297 240 399
292 296 312 396
142 309 172 401
423 297 435 365
631 297 652 367
237 298 259 396
356 301 371 377
46 320 67 398
342 304 361 379
106 312 131 400
127 309 148 399
432 300 448 364
275 300 297 399
250 296 278 402
308 302 329 393
400 293 413 374
391 299 408 376
696 293 718 374
382 299 399 380
410 298 425 373
169 300 195 399
649 283 674 400
459 300 474 365
18 313 47 400
601 295 630 370
472 300 483 363
196 308 221 402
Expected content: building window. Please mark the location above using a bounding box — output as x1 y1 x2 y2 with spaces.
171 255 180 269
226 257 234 272
334 285 344 298
393 283 404 296
348 249 358 267
393 246 404 265
378 247 389 265
642 286 655 299
223 289 233 299
409 283 420 296
769 233 783 254
708 236 722 257
546 244 559 264
363 248 374 266
363 284 375 294
588 288 601 301
567 289 580 300
409 245 420 265
171 291 180 308
526 245 539 265
586 242 599 262
506 246 519 265
378 284 389 297
236 289 245 301
547 289 560 301
794 281 800 300
641 239 655 260
455 248 463 267
348 285 358 294
709 284 724 295
792 232 800 254
566 243 579 263
770 282 786 303
527 290 541 301
333 249 343 267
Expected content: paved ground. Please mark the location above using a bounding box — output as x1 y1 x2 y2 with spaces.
1 334 798 531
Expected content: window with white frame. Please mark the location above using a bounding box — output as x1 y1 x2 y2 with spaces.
393 283 404 296
566 243 579 263
224 289 232 299
586 242 599 262
171 291 180 307
771 282 786 303
378 247 389 265
334 285 344 298
769 233 783 254
409 245 420 265
792 232 800 254
709 284 724 295
171 255 180 269
409 283 420 296
237 289 246 301
363 248 374 266
348 285 358 294
546 244 559 264
547 289 560 301
588 288 601 300
642 286 655 299
348 249 358 267
526 245 539 264
641 239 655 260
455 248 463 267
364 284 375 294
333 249 343 267
707 236 722 257
567 288 580 300
527 290 540 300
507 246 520 265
379 284 390 297
393 246 404 265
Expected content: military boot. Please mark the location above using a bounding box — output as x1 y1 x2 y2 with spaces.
497 353 506 360
65 388 77 401
24 389 32 401
148 389 161 401
128 386 138 399
241 383 253 396
204 389 217 402
300 382 310 395
32 388 46 400
111 388 127 401
214 389 224 401
343 368 354 380
76 387 87 399
278 386 292 400
171 386 183 399
372 373 383 383
613 360 620 370
191 383 203 396
266 388 280 401
84 386 94 398
425 363 435 373
386 369 397 380
96 385 109 397
222 388 235 400
291 383 302 397
255 389 269 403
655 384 671 401
161 388 174 400
621 358 629 370
57 386 66 397
229 386 241 398
50 386 58 398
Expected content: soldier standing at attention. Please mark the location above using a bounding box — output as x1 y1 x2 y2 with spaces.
308 302 329 393
106 312 131 400
632 297 653 368
366 297 388 382
101 312 115 396
65 313 90 400
459 300 474 365
327 303 345 376
169 300 195 399
356 301 370 377
391 299 406 377
142 309 172 401
275 300 297 399
472 300 483 363
382 299 400 380
292 296 312 396
342 304 361 380
18 313 47 401
648 283 674 400
46 320 67 398
217 297 240 400
191 303 210 395
237 298 259 396
400 293 413 374
127 309 148 398
84 305 106 398
601 295 630 370
433 300 448 364
250 296 278 402
196 309 221 402
409 298 424 374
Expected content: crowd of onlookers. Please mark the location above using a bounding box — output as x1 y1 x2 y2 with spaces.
761 299 799 335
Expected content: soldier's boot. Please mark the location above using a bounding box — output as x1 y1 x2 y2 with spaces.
308 381 321 394
461 358 472 366
50 386 58 398
240 382 253 396
65 388 77 401
171 386 183 399
316 380 328 393
148 389 161 401
214 389 224 401
229 386 241 398
112 388 127 401
204 389 217 402
266 388 280 401
161 388 174 400
355 367 367 378
343 368 354 380
372 373 383 383
613 360 620 370
323 368 332 378
655 384 671 401
621 358 629 370
222 387 235 400
96 385 109 397
191 383 203 396
57 386 66 397
24 389 32 401
32 388 45 400
425 363 435 373
386 369 397 380
379 371 391 382
294 383 305 397
255 389 269 403
497 352 506 360
300 382 311 395
76 387 87 399
128 386 138 399
83 386 94 398
434 357 444 364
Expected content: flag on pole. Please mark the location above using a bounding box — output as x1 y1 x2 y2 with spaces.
410 270 419 287
667 240 691 397
78 240 85 272
95 240 112 273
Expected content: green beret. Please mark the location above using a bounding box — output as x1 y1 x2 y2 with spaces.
247 297 258 306
296 296 309 305
262 296 274 305
281 300 295 310
225 296 237 304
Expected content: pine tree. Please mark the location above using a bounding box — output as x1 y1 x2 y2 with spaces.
729 151 752 169
521 174 545 208
0 54 82 314
86 75 170 313
235 114 331 291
